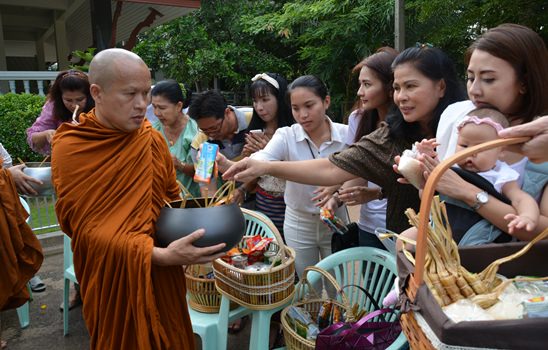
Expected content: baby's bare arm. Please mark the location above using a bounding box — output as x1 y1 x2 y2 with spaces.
503 181 540 238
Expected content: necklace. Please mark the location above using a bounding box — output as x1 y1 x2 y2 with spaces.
165 116 187 146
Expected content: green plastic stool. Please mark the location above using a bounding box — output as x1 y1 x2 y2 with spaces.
189 294 251 350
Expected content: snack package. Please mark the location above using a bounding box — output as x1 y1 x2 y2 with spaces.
286 306 320 340
320 208 347 235
523 297 548 318
317 301 333 329
194 142 219 183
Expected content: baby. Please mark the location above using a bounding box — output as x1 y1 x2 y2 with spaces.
399 108 539 248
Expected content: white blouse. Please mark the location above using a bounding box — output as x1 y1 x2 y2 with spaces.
251 117 348 214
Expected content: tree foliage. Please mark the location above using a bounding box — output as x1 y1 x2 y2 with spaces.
134 0 547 119
0 94 46 162
134 0 292 100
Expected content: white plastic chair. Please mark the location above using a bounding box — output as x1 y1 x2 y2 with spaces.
63 234 78 336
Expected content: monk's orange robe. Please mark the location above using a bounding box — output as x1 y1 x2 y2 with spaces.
52 110 194 349
0 166 43 310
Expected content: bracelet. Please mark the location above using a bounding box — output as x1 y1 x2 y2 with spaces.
237 186 248 201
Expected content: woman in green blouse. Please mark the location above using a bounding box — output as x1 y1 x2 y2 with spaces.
151 80 201 198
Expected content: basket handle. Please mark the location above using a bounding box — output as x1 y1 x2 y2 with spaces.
411 137 530 291
296 265 354 322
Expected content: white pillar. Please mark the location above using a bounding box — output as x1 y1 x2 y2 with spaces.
54 11 70 70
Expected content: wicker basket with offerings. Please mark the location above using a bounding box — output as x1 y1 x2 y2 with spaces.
213 208 296 310
281 266 357 350
185 264 224 313
394 137 548 349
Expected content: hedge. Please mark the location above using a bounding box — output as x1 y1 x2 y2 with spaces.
0 93 46 162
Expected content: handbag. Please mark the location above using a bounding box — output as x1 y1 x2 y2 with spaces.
315 308 401 350
331 222 359 253
315 285 401 350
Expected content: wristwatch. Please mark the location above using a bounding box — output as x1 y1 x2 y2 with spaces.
471 191 489 210
237 186 248 202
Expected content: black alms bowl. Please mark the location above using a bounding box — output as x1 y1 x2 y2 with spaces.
155 199 245 252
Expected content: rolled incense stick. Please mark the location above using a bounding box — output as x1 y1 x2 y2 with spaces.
38 155 50 167
17 157 26 166
72 105 80 124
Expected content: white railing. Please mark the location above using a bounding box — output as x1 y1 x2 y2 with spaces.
23 194 60 233
0 71 59 96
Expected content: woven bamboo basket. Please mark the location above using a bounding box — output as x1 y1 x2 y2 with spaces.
213 208 296 310
281 266 355 350
401 136 533 348
185 264 222 313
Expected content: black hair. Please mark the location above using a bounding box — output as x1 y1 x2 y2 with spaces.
248 73 294 130
49 69 94 122
287 75 329 101
151 79 193 109
188 90 227 121
387 47 466 142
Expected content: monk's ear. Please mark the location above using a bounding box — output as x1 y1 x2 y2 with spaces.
90 84 102 103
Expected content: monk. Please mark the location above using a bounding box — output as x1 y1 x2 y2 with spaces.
1 163 44 348
52 49 226 349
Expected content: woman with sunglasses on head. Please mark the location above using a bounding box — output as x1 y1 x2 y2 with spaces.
26 69 94 155
230 73 294 233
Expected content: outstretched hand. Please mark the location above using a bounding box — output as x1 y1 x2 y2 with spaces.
338 186 380 206
8 164 42 195
222 158 268 183
499 116 548 163
312 185 339 207
154 229 226 266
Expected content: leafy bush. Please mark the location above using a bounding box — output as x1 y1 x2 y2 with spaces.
0 93 46 162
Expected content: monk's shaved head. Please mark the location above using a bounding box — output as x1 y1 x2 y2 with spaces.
89 48 148 89
88 48 151 132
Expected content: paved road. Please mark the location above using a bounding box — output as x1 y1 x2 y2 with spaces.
1 247 253 349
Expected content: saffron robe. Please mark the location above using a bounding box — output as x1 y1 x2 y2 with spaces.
52 110 194 349
0 166 43 310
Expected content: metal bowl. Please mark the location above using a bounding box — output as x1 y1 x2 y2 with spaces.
155 199 245 252
22 162 53 196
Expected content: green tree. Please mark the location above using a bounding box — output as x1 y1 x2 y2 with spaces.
241 0 395 119
134 0 293 102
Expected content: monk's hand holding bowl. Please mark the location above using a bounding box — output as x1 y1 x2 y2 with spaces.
8 164 42 196
152 228 226 266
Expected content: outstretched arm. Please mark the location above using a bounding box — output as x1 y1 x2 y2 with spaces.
499 116 548 163
223 157 357 186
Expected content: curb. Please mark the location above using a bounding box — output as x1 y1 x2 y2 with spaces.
37 230 64 256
